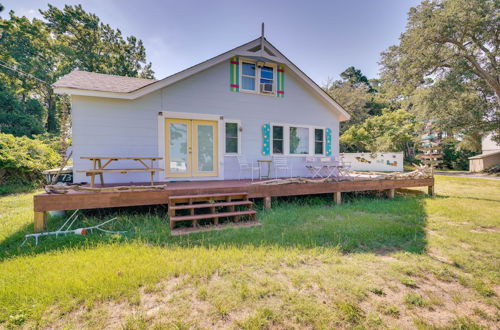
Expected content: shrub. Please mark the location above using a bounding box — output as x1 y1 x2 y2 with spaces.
0 133 61 186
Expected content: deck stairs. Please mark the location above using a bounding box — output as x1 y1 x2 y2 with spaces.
168 192 258 233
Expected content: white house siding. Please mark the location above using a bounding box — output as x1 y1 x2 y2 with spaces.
72 61 340 183
71 91 162 183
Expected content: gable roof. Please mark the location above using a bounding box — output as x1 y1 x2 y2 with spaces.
53 37 351 121
53 70 156 93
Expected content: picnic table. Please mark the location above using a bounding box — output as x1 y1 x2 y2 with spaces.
78 157 163 187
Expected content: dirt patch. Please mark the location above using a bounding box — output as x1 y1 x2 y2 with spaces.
360 274 498 329
470 227 499 233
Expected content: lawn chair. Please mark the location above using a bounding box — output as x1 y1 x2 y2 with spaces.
305 157 323 178
320 157 339 179
337 156 353 181
237 156 259 180
273 156 293 178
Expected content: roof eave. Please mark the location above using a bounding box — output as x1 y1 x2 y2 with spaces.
53 87 136 99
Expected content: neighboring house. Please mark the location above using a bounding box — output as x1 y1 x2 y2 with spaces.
469 132 500 172
53 36 350 183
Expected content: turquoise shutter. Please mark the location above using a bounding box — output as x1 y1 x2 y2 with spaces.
326 128 332 156
262 124 270 155
276 65 284 97
230 57 239 92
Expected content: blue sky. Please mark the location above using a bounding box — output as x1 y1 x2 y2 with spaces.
2 0 420 84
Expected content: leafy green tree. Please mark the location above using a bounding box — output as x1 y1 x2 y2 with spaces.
325 67 386 134
340 109 418 157
0 4 155 137
41 4 154 79
0 13 58 131
380 0 499 140
340 66 374 92
0 81 45 137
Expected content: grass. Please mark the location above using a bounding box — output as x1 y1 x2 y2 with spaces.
0 175 499 328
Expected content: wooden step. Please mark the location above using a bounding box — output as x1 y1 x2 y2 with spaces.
169 192 248 201
169 200 253 210
170 210 256 223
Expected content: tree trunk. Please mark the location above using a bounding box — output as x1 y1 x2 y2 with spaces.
46 90 58 133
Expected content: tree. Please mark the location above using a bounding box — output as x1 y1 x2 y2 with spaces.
340 66 374 92
0 81 45 137
40 4 154 79
340 109 418 157
380 0 499 140
325 67 386 135
0 4 155 136
0 13 58 131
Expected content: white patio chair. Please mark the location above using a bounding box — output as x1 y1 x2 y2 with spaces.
305 157 323 178
237 156 259 181
336 156 353 181
320 156 339 179
273 156 293 179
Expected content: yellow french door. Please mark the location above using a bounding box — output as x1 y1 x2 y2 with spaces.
165 118 218 178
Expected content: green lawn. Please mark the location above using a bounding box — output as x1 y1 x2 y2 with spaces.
0 176 498 329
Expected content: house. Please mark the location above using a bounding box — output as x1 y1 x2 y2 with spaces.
469 132 500 172
53 35 350 183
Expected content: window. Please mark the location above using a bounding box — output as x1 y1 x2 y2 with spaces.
241 62 256 91
269 123 327 156
289 127 309 154
224 120 241 155
272 125 284 154
314 129 324 155
239 59 276 94
260 66 274 91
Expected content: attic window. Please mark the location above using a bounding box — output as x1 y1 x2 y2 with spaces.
241 62 256 91
239 58 276 95
260 66 274 91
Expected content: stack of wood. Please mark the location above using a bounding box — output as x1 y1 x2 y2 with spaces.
45 184 167 194
359 164 433 180
252 165 433 185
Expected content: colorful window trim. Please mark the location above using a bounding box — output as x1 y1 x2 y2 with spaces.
238 58 280 96
229 57 240 92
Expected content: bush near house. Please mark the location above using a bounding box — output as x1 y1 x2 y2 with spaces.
0 133 61 189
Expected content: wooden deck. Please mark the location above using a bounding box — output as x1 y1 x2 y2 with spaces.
33 177 434 232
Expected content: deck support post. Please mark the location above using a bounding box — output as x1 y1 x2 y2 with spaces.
333 192 342 205
387 188 395 199
263 196 271 209
428 185 434 196
34 211 47 233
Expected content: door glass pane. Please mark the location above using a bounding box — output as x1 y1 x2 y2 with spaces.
169 122 188 173
289 127 309 154
197 124 214 172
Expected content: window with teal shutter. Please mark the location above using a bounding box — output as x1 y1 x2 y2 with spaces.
262 124 270 155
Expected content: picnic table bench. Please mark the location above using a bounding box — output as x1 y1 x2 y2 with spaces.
78 156 163 187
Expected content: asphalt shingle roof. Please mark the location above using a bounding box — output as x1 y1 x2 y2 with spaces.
52 70 156 93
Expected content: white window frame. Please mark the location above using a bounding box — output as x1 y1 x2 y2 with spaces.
239 58 277 95
270 123 326 157
223 119 242 156
240 60 257 92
